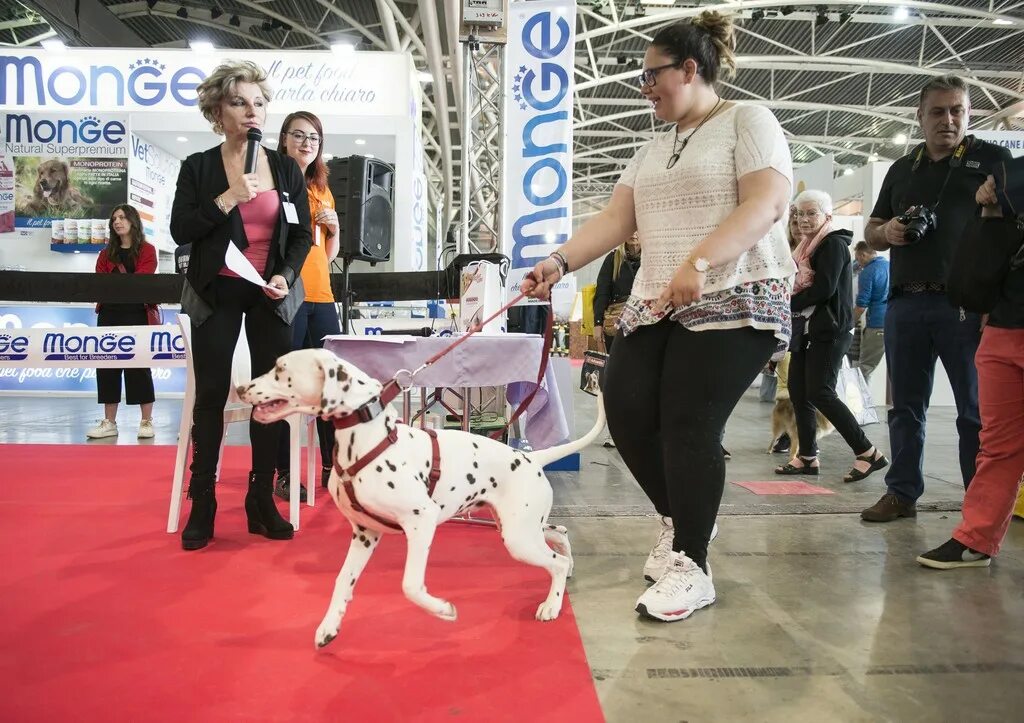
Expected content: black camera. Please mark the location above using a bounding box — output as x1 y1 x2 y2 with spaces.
897 205 938 244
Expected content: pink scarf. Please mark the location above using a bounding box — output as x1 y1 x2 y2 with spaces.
792 220 833 294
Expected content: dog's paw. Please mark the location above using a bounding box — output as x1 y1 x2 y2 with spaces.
436 601 457 622
315 615 342 648
535 599 563 621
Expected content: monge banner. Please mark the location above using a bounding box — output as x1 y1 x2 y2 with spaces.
2 324 186 368
502 0 576 302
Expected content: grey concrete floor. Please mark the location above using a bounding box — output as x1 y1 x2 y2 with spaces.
3 390 1023 721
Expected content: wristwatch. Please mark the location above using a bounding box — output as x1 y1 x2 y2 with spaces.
687 256 711 273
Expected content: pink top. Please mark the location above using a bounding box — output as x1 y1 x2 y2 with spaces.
219 190 280 279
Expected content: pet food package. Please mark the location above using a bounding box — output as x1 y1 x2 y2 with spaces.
77 220 91 244
579 350 608 397
91 219 107 245
459 261 504 334
50 220 64 244
0 159 13 234
64 218 78 244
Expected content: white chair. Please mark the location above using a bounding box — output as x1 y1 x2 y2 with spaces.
167 313 315 534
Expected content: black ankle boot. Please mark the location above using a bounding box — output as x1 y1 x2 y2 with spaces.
181 479 217 551
245 471 294 540
321 466 332 489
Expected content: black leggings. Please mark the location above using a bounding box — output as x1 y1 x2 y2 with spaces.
189 276 293 480
603 318 777 568
789 333 871 458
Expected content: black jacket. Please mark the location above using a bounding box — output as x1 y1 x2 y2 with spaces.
593 251 639 325
987 217 1024 329
791 228 854 342
170 145 312 325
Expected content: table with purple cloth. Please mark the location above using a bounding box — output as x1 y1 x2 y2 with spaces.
322 334 570 450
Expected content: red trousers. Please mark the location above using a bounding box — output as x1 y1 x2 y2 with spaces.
953 326 1024 556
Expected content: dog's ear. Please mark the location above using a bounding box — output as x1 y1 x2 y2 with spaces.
314 349 383 418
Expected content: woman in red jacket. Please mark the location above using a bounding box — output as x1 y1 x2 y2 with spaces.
87 204 157 441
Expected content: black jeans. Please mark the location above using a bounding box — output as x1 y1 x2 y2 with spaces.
189 276 293 480
276 300 342 471
96 306 155 405
789 332 872 458
603 318 777 568
884 292 981 502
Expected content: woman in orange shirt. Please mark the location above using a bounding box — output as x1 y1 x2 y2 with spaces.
273 111 341 501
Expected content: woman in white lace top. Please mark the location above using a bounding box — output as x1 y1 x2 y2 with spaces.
522 11 795 623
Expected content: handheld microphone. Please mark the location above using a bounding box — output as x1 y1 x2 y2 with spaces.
244 127 262 174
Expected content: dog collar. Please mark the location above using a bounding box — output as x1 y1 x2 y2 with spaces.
330 379 402 430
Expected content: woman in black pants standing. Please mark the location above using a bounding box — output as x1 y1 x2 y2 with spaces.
775 189 887 481
170 60 312 551
87 205 157 441
523 12 794 623
593 232 641 354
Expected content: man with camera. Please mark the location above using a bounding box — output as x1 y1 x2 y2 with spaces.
861 75 1013 523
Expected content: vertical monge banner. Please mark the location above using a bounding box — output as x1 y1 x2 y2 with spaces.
503 0 576 301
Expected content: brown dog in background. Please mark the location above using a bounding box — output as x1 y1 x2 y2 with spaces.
22 159 91 216
768 391 834 453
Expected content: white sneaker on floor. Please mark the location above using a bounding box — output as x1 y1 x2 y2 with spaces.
643 517 719 583
86 419 118 439
137 419 155 439
636 551 716 622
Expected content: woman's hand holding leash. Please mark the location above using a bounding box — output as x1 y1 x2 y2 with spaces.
521 255 565 301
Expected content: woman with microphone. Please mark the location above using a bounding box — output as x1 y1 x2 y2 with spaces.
170 60 312 551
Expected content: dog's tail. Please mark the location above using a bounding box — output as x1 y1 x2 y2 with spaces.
524 393 607 469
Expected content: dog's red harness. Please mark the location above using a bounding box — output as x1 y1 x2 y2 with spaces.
331 380 442 533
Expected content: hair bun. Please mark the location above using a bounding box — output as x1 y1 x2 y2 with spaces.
691 10 737 79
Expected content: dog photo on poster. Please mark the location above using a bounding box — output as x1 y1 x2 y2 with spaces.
2 112 129 228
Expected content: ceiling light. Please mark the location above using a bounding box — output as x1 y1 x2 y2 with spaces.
992 18 1014 26
176 7 188 19
815 6 829 26
869 152 879 162
893 132 908 145
332 41 356 54
323 153 334 161
176 136 188 142
843 167 854 176
365 153 375 159
210 7 223 20
639 0 674 5
354 138 366 145
417 70 434 83
751 10 766 22
189 40 214 52
229 15 240 27
893 7 909 22
41 38 66 52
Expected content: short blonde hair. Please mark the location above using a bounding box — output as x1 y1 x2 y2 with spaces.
793 189 833 216
196 60 272 134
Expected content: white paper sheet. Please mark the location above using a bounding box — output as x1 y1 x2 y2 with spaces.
224 242 272 288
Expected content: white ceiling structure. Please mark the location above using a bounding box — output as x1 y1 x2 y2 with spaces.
5 0 1024 223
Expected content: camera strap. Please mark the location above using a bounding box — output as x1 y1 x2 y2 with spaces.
908 136 973 210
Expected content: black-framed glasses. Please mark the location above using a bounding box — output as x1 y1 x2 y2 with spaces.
287 130 321 146
637 62 679 88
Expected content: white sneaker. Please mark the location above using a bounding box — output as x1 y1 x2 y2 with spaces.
643 517 719 582
137 419 155 439
86 419 118 439
636 551 716 622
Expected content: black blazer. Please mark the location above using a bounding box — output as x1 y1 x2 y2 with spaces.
791 228 854 342
170 145 312 325
593 251 638 325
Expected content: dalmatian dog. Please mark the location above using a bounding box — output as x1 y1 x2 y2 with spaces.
237 348 606 648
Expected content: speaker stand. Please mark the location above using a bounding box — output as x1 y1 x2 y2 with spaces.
339 254 357 334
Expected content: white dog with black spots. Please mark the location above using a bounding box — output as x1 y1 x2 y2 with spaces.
237 348 606 648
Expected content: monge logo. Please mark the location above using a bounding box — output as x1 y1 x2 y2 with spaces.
0 332 29 361
5 114 125 144
151 330 185 361
509 9 573 272
42 331 136 361
0 55 206 108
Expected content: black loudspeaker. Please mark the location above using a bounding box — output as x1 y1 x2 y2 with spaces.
327 155 394 263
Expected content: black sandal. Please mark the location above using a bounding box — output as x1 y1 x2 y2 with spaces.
844 451 889 483
775 456 819 476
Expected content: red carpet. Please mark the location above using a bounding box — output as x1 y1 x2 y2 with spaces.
0 445 603 723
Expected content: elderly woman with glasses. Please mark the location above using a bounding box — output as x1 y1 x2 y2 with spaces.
775 189 888 482
271 111 343 503
170 60 312 551
522 11 795 624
